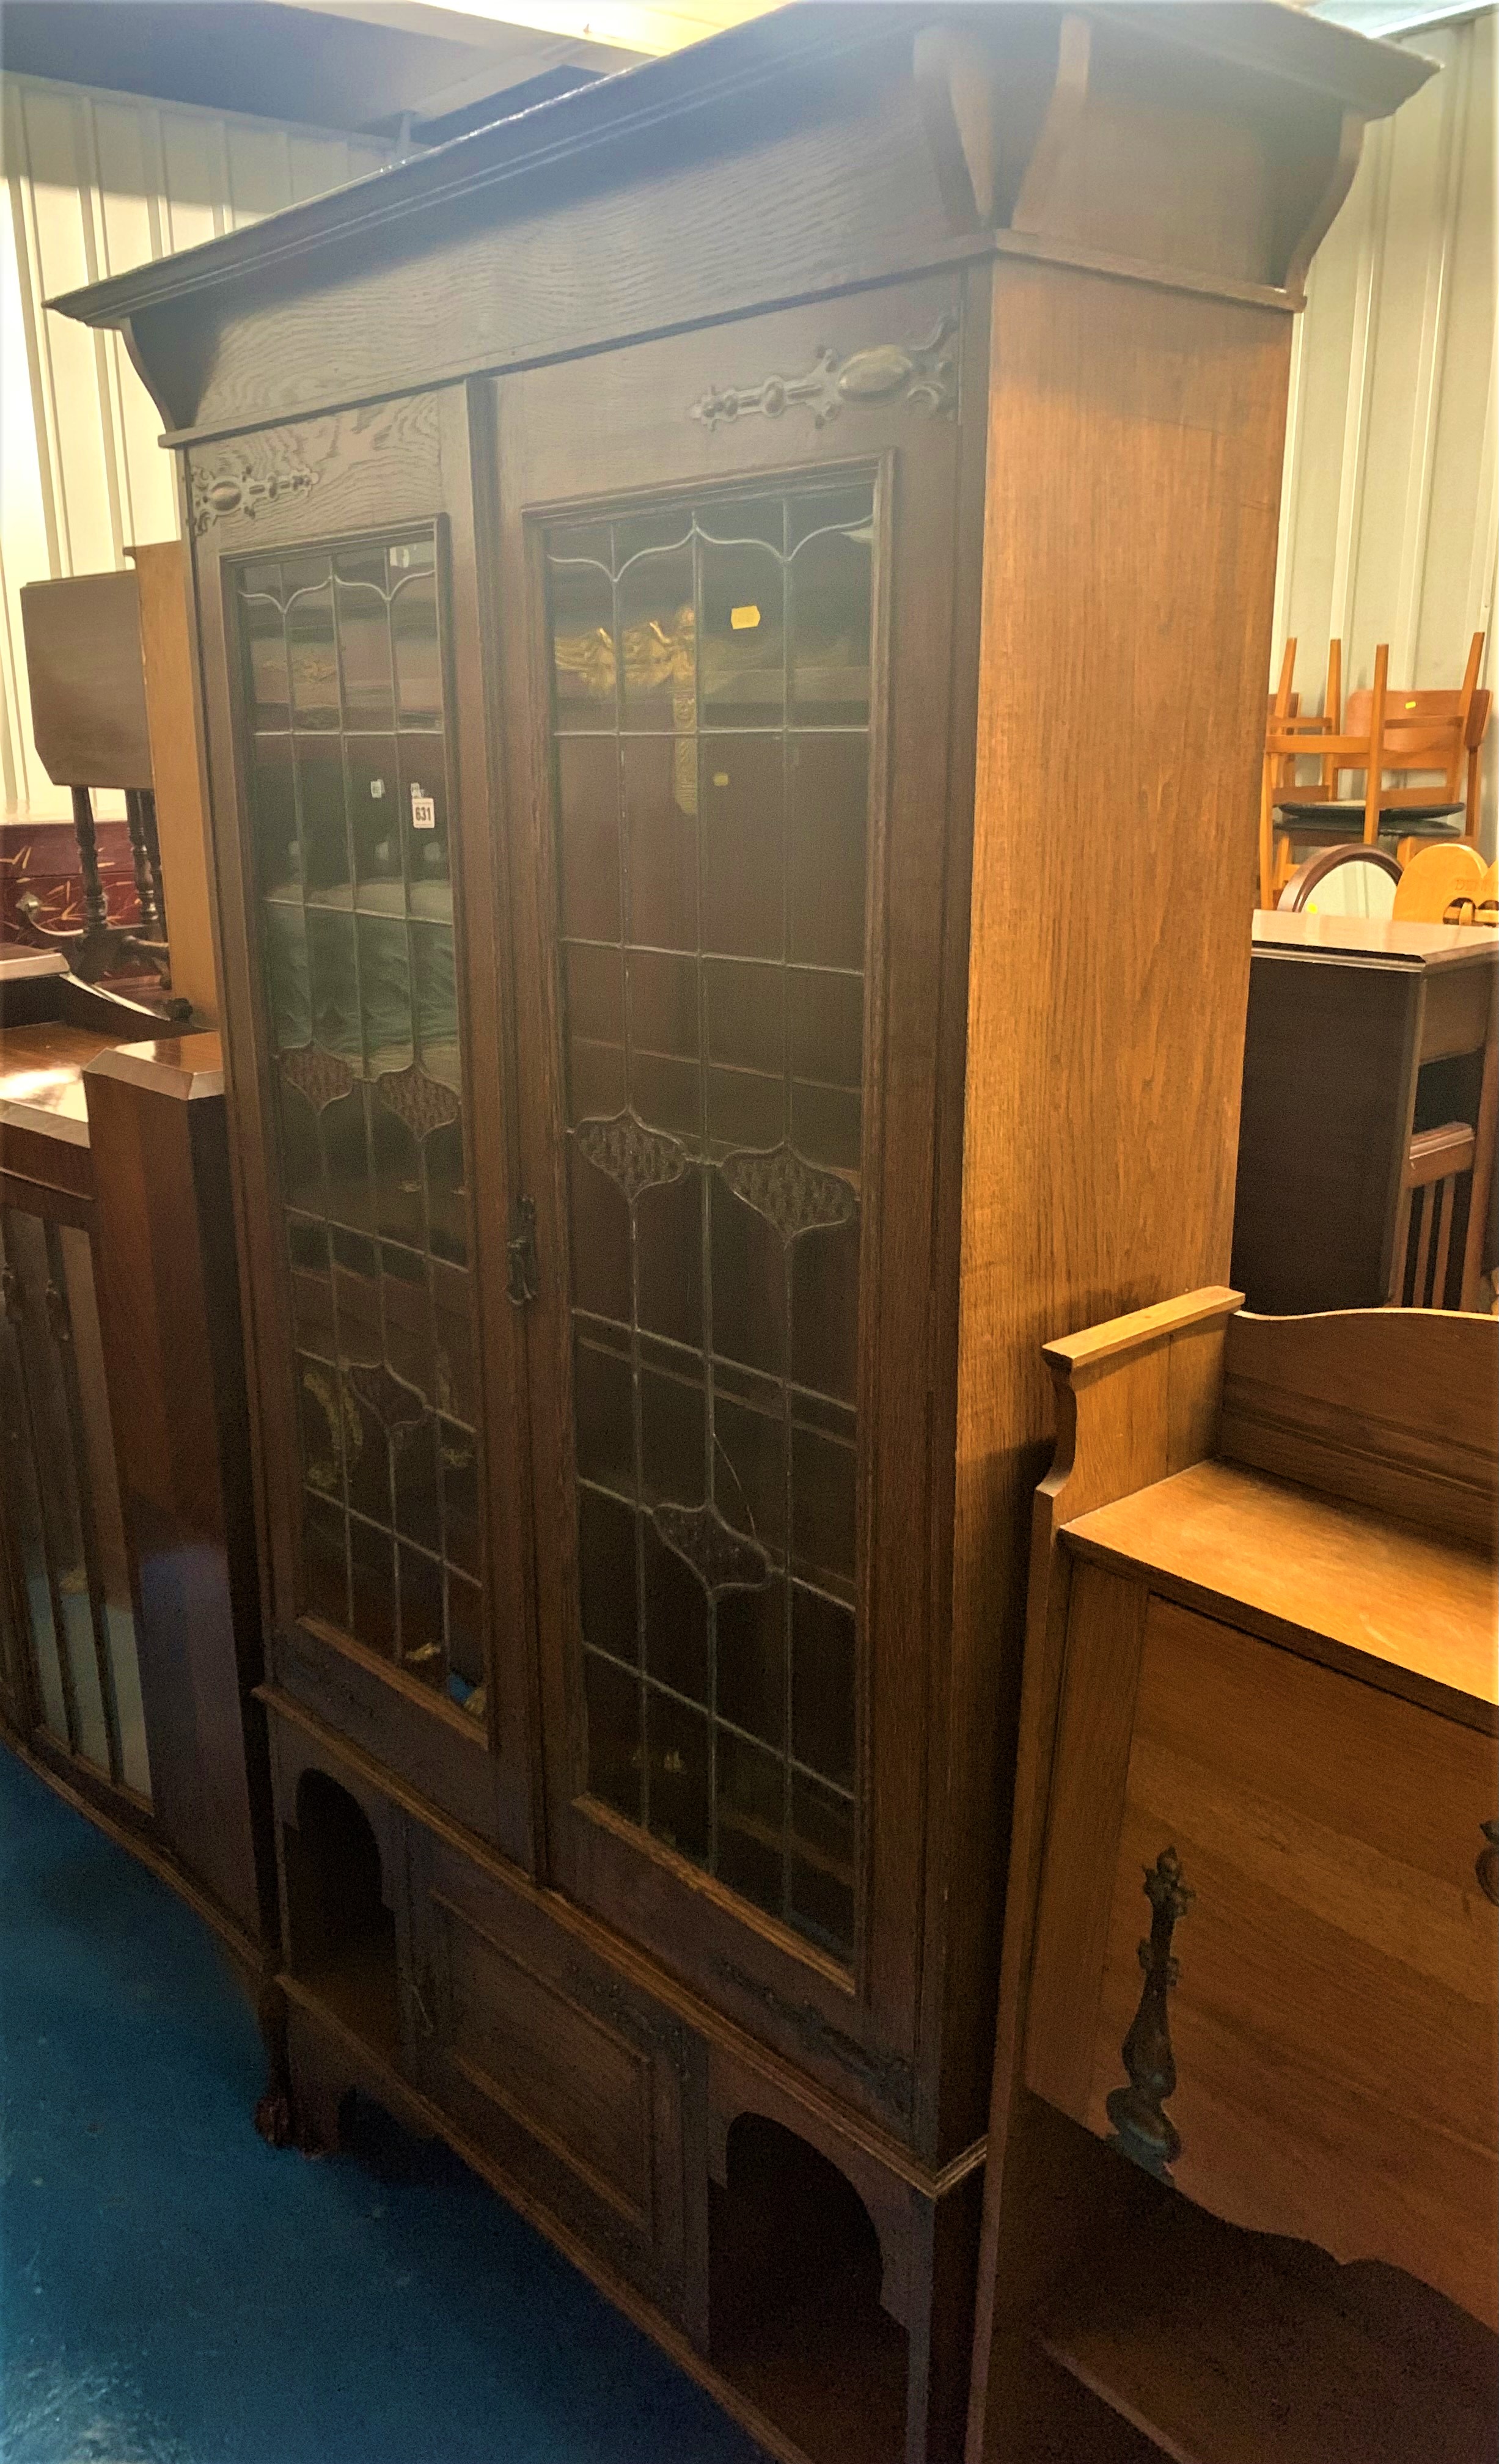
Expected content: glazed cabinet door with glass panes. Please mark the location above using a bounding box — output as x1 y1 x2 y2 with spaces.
494 278 970 2133
192 393 533 1866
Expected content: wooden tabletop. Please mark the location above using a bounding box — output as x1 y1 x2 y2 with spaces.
1064 1456 1497 1727
1253 913 1498 968
0 1019 120 1138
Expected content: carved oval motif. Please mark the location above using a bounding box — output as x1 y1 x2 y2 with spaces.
207 475 245 513
836 345 919 403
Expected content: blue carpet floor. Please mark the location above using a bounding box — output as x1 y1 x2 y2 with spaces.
0 1748 766 2464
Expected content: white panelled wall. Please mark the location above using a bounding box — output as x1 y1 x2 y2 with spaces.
1274 8 1498 847
2 23 1496 839
1 72 387 821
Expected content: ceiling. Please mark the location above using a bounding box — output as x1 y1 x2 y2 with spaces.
0 0 776 142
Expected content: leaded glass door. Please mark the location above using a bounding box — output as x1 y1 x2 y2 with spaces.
546 480 873 1964
495 280 971 2127
194 390 533 1861
233 531 485 1712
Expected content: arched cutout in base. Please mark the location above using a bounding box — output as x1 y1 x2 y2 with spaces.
709 2113 909 2464
284 1769 398 2058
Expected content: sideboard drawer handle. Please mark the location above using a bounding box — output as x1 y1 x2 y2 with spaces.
1107 1844 1193 2181
1478 1819 1499 1908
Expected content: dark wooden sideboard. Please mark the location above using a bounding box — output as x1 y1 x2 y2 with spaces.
1233 914 1498 1314
49 8 1432 2458
0 950 273 1987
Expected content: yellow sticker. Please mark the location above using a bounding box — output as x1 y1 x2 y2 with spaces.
713 772 730 787
730 605 760 631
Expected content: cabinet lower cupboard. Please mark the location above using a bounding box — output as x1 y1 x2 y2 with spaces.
54 7 1429 2456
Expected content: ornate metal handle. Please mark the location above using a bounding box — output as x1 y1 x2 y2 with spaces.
506 1196 539 1307
1478 1819 1499 1908
0 1265 22 1324
1107 1846 1193 2180
43 1282 70 1345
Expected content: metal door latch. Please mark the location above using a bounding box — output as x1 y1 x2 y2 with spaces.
507 1196 539 1307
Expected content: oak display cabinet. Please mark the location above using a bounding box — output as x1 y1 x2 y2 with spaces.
54 9 1429 2457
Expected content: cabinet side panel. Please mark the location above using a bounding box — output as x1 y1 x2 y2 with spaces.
942 260 1289 2151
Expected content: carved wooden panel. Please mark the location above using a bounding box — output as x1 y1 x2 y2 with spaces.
410 1827 692 2317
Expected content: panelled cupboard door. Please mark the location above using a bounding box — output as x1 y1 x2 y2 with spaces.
491 273 973 2138
189 387 533 1863
406 1825 697 2327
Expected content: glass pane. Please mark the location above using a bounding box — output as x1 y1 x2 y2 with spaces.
0 1217 69 1742
789 1770 854 1960
60 1228 151 1799
4 1213 109 1774
544 479 875 1957
585 1648 641 1824
700 499 783 730
549 524 617 729
285 559 338 730
298 735 351 903
263 903 311 1052
334 548 395 730
241 565 290 730
347 735 403 906
250 734 299 900
645 1685 709 1864
789 488 873 727
616 511 695 733
234 531 485 1711
399 736 450 919
716 1729 784 1918
390 545 441 728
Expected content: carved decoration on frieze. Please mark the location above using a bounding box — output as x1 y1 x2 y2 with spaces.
709 1957 915 2114
189 445 318 535
690 314 958 433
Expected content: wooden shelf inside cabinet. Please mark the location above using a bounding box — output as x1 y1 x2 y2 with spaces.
1035 2196 1497 2464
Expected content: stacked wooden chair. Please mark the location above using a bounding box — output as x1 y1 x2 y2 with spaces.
1261 631 1490 908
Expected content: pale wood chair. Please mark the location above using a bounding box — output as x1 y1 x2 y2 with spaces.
1392 1121 1479 1308
1259 637 1344 904
1277 842 1400 915
1390 839 1487 924
1445 857 1498 929
1264 633 1489 904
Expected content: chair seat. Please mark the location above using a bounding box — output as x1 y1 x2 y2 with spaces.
1273 799 1464 841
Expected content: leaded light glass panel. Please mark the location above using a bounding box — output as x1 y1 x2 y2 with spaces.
544 482 874 1962
235 534 485 1719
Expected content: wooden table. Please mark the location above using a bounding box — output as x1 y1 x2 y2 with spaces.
1233 912 1497 1312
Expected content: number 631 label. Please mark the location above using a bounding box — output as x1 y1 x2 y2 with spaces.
410 782 437 831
